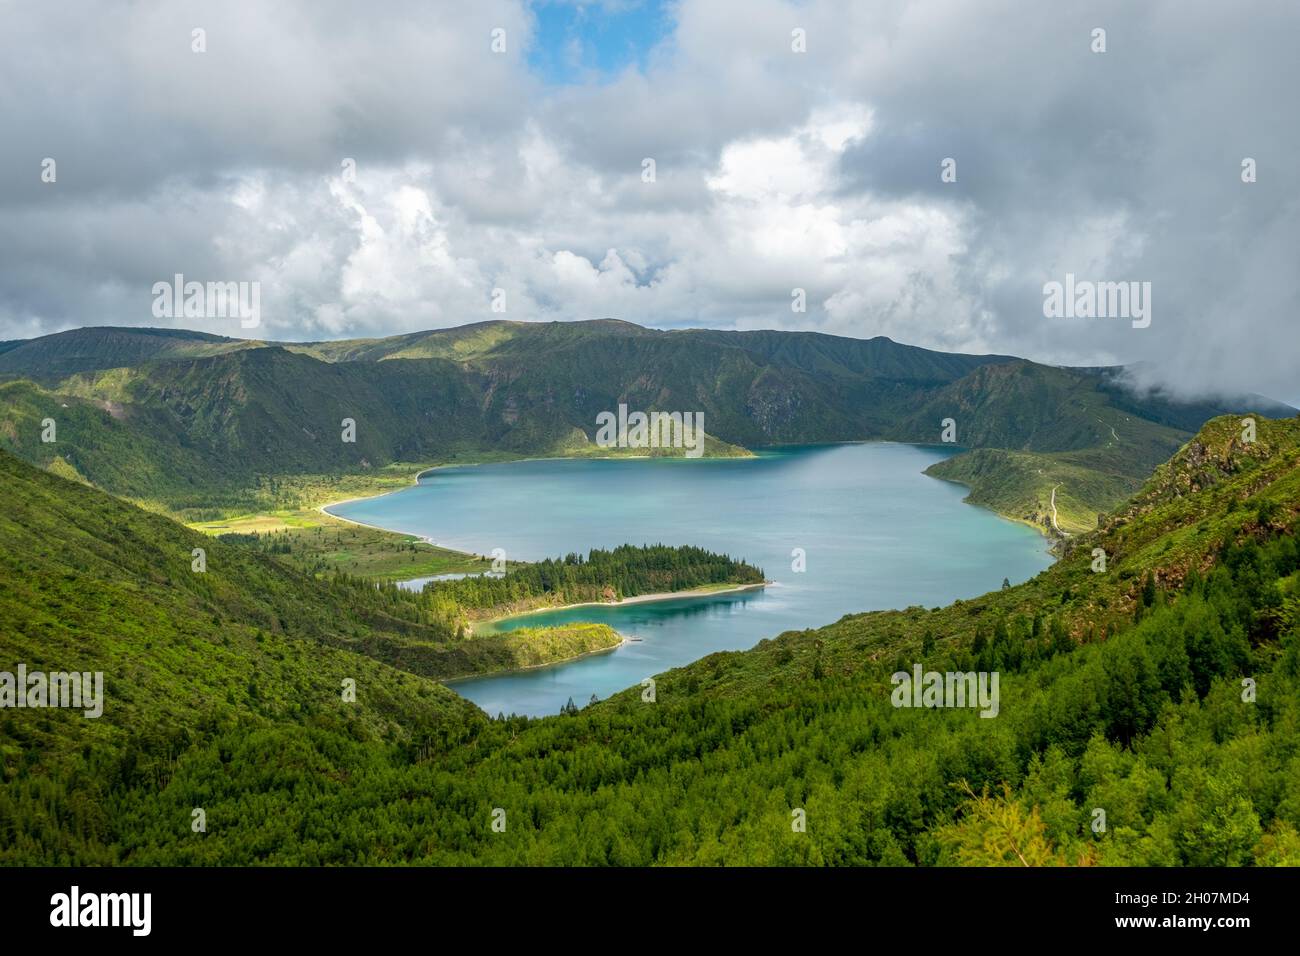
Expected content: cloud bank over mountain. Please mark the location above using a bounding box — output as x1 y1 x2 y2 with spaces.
1 0 1295 403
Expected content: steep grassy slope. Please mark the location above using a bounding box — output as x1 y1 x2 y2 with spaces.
2 415 1298 864
0 327 254 381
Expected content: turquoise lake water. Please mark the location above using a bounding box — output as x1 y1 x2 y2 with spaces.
328 444 1053 717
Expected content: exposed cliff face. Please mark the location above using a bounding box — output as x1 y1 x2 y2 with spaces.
744 370 804 434
1124 415 1299 512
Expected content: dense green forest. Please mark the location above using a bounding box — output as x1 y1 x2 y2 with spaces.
1 415 1298 864
427 544 765 618
101 526 1300 865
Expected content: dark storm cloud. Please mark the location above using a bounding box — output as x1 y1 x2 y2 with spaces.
826 0 1299 402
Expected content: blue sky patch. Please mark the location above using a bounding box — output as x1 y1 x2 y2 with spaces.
528 0 674 84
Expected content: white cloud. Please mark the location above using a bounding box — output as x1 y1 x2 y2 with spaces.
0 0 1295 404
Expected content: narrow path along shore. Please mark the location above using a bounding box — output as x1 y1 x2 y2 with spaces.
1049 484 1071 537
1096 416 1120 444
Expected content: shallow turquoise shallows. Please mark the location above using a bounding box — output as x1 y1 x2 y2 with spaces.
328 444 1053 717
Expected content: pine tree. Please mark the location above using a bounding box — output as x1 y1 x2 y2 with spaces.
1142 571 1157 607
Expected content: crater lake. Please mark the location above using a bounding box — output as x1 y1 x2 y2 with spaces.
328 443 1054 717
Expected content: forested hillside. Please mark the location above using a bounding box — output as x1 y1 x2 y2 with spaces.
2 415 1297 864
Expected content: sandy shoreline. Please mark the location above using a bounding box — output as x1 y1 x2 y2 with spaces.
447 581 769 680
315 500 441 547
315 463 474 549
473 581 770 628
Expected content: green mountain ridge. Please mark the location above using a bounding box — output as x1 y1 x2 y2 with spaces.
0 321 1291 533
